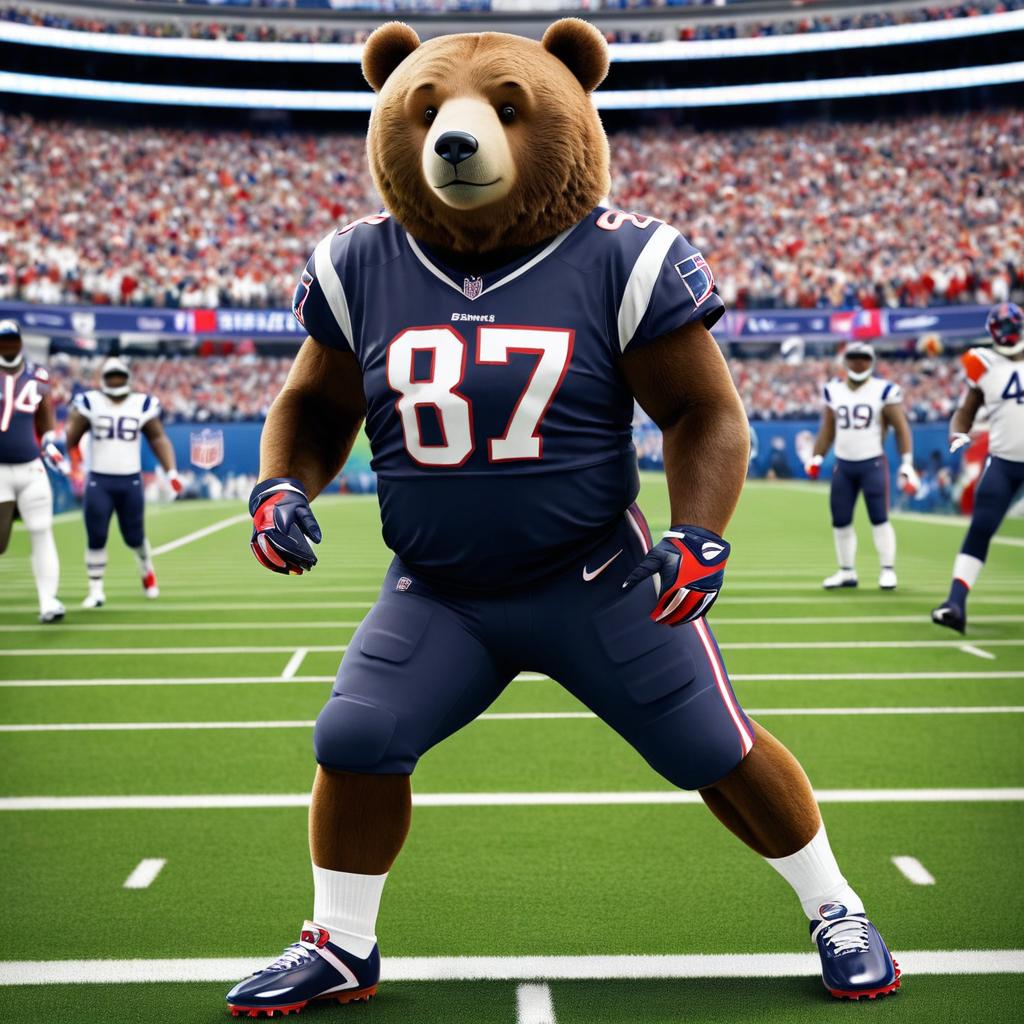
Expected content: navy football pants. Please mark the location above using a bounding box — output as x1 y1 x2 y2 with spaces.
830 456 889 527
962 456 1024 561
314 507 755 791
84 472 145 549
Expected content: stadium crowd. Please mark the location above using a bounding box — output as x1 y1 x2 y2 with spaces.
45 352 967 424
2 109 1020 312
3 1 1019 44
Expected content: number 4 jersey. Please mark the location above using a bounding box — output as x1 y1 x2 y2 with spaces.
823 376 903 462
293 206 724 590
962 348 1024 462
72 390 161 474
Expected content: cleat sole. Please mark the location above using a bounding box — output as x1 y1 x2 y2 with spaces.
229 986 377 1018
828 961 901 1001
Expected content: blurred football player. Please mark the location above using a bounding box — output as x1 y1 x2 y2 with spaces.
65 357 183 607
0 319 66 622
805 343 919 590
933 302 1024 633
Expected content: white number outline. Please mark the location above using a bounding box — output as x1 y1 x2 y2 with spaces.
385 324 575 466
1 376 42 433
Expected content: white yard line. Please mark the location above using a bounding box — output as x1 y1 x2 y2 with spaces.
123 858 166 890
891 856 936 886
280 649 308 680
709 614 1024 626
0 949 1021 985
960 645 997 660
4 670 1024 689
150 514 250 557
1 789 1022 812
0 645 348 658
3 706 1022 733
892 512 1024 548
517 983 557 1024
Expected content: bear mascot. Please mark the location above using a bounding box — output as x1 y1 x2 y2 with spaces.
233 19 899 1016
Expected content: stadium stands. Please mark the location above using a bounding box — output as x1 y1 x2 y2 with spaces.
3 109 1019 311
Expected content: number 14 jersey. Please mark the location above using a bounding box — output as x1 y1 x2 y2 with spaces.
293 207 724 591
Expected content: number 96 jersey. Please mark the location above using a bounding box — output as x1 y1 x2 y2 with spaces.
293 207 724 591
72 390 161 475
824 376 903 462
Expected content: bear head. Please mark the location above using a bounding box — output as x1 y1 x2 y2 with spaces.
362 18 610 255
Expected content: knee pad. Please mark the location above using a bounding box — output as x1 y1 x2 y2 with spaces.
314 695 399 773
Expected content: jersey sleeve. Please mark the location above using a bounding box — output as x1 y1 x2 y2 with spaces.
880 381 903 405
619 226 725 353
822 382 835 408
292 230 355 353
139 394 162 426
72 390 94 422
961 348 990 388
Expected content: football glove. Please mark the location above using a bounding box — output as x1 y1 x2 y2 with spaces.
167 468 184 497
949 432 972 455
249 477 321 575
897 455 921 495
622 524 730 626
805 454 823 480
40 431 68 476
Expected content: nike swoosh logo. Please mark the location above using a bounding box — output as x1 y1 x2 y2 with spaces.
583 549 622 582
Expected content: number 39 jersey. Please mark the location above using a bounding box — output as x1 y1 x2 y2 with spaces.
962 348 1024 462
824 376 903 462
72 390 161 475
0 362 49 464
293 206 725 590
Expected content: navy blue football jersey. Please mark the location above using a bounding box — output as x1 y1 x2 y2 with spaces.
0 362 50 464
293 207 724 590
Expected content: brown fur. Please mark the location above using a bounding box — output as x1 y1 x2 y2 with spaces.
362 20 610 253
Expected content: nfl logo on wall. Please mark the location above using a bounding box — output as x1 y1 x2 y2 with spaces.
190 428 225 470
462 276 483 300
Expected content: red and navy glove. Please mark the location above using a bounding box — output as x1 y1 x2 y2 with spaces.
40 431 69 476
622 524 730 626
249 477 321 575
167 468 185 497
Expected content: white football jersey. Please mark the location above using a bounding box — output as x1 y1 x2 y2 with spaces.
824 375 903 462
72 390 161 475
962 348 1024 462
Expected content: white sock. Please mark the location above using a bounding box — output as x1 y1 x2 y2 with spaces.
871 521 896 569
832 526 856 572
28 527 60 608
132 540 153 577
312 864 387 959
953 553 983 589
86 548 107 594
765 823 865 921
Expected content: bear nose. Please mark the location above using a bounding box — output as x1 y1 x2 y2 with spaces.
434 131 478 167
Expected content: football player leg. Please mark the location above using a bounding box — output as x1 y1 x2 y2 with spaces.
825 460 859 589
227 564 515 1018
81 474 114 608
933 456 1024 633
862 458 897 590
544 512 898 1001
16 461 63 622
114 474 156 597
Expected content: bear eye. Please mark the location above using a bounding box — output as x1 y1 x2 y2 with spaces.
499 105 516 124
424 106 437 124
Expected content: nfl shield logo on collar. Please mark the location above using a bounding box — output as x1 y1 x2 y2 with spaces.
396 576 412 592
674 253 714 307
462 276 483 301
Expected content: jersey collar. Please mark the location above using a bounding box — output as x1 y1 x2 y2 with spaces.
405 224 577 302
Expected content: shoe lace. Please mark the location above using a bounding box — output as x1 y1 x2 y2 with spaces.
819 917 871 957
261 940 318 974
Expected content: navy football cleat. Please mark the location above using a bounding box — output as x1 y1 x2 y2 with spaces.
931 603 966 634
811 904 900 1001
226 922 379 1018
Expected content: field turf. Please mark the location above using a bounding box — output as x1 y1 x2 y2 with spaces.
1 477 1022 1023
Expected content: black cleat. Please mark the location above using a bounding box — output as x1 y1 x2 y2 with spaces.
931 603 966 634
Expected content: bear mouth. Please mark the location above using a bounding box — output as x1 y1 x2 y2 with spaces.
436 178 502 189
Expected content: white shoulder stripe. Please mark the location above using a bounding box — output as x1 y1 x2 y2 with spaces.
312 230 354 351
617 222 679 352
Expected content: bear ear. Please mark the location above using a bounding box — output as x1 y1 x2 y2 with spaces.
363 22 421 93
541 18 609 94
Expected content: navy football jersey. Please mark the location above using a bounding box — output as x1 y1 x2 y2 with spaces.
0 362 49 464
293 207 724 590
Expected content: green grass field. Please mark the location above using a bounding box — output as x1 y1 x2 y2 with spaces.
1 477 1022 1023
